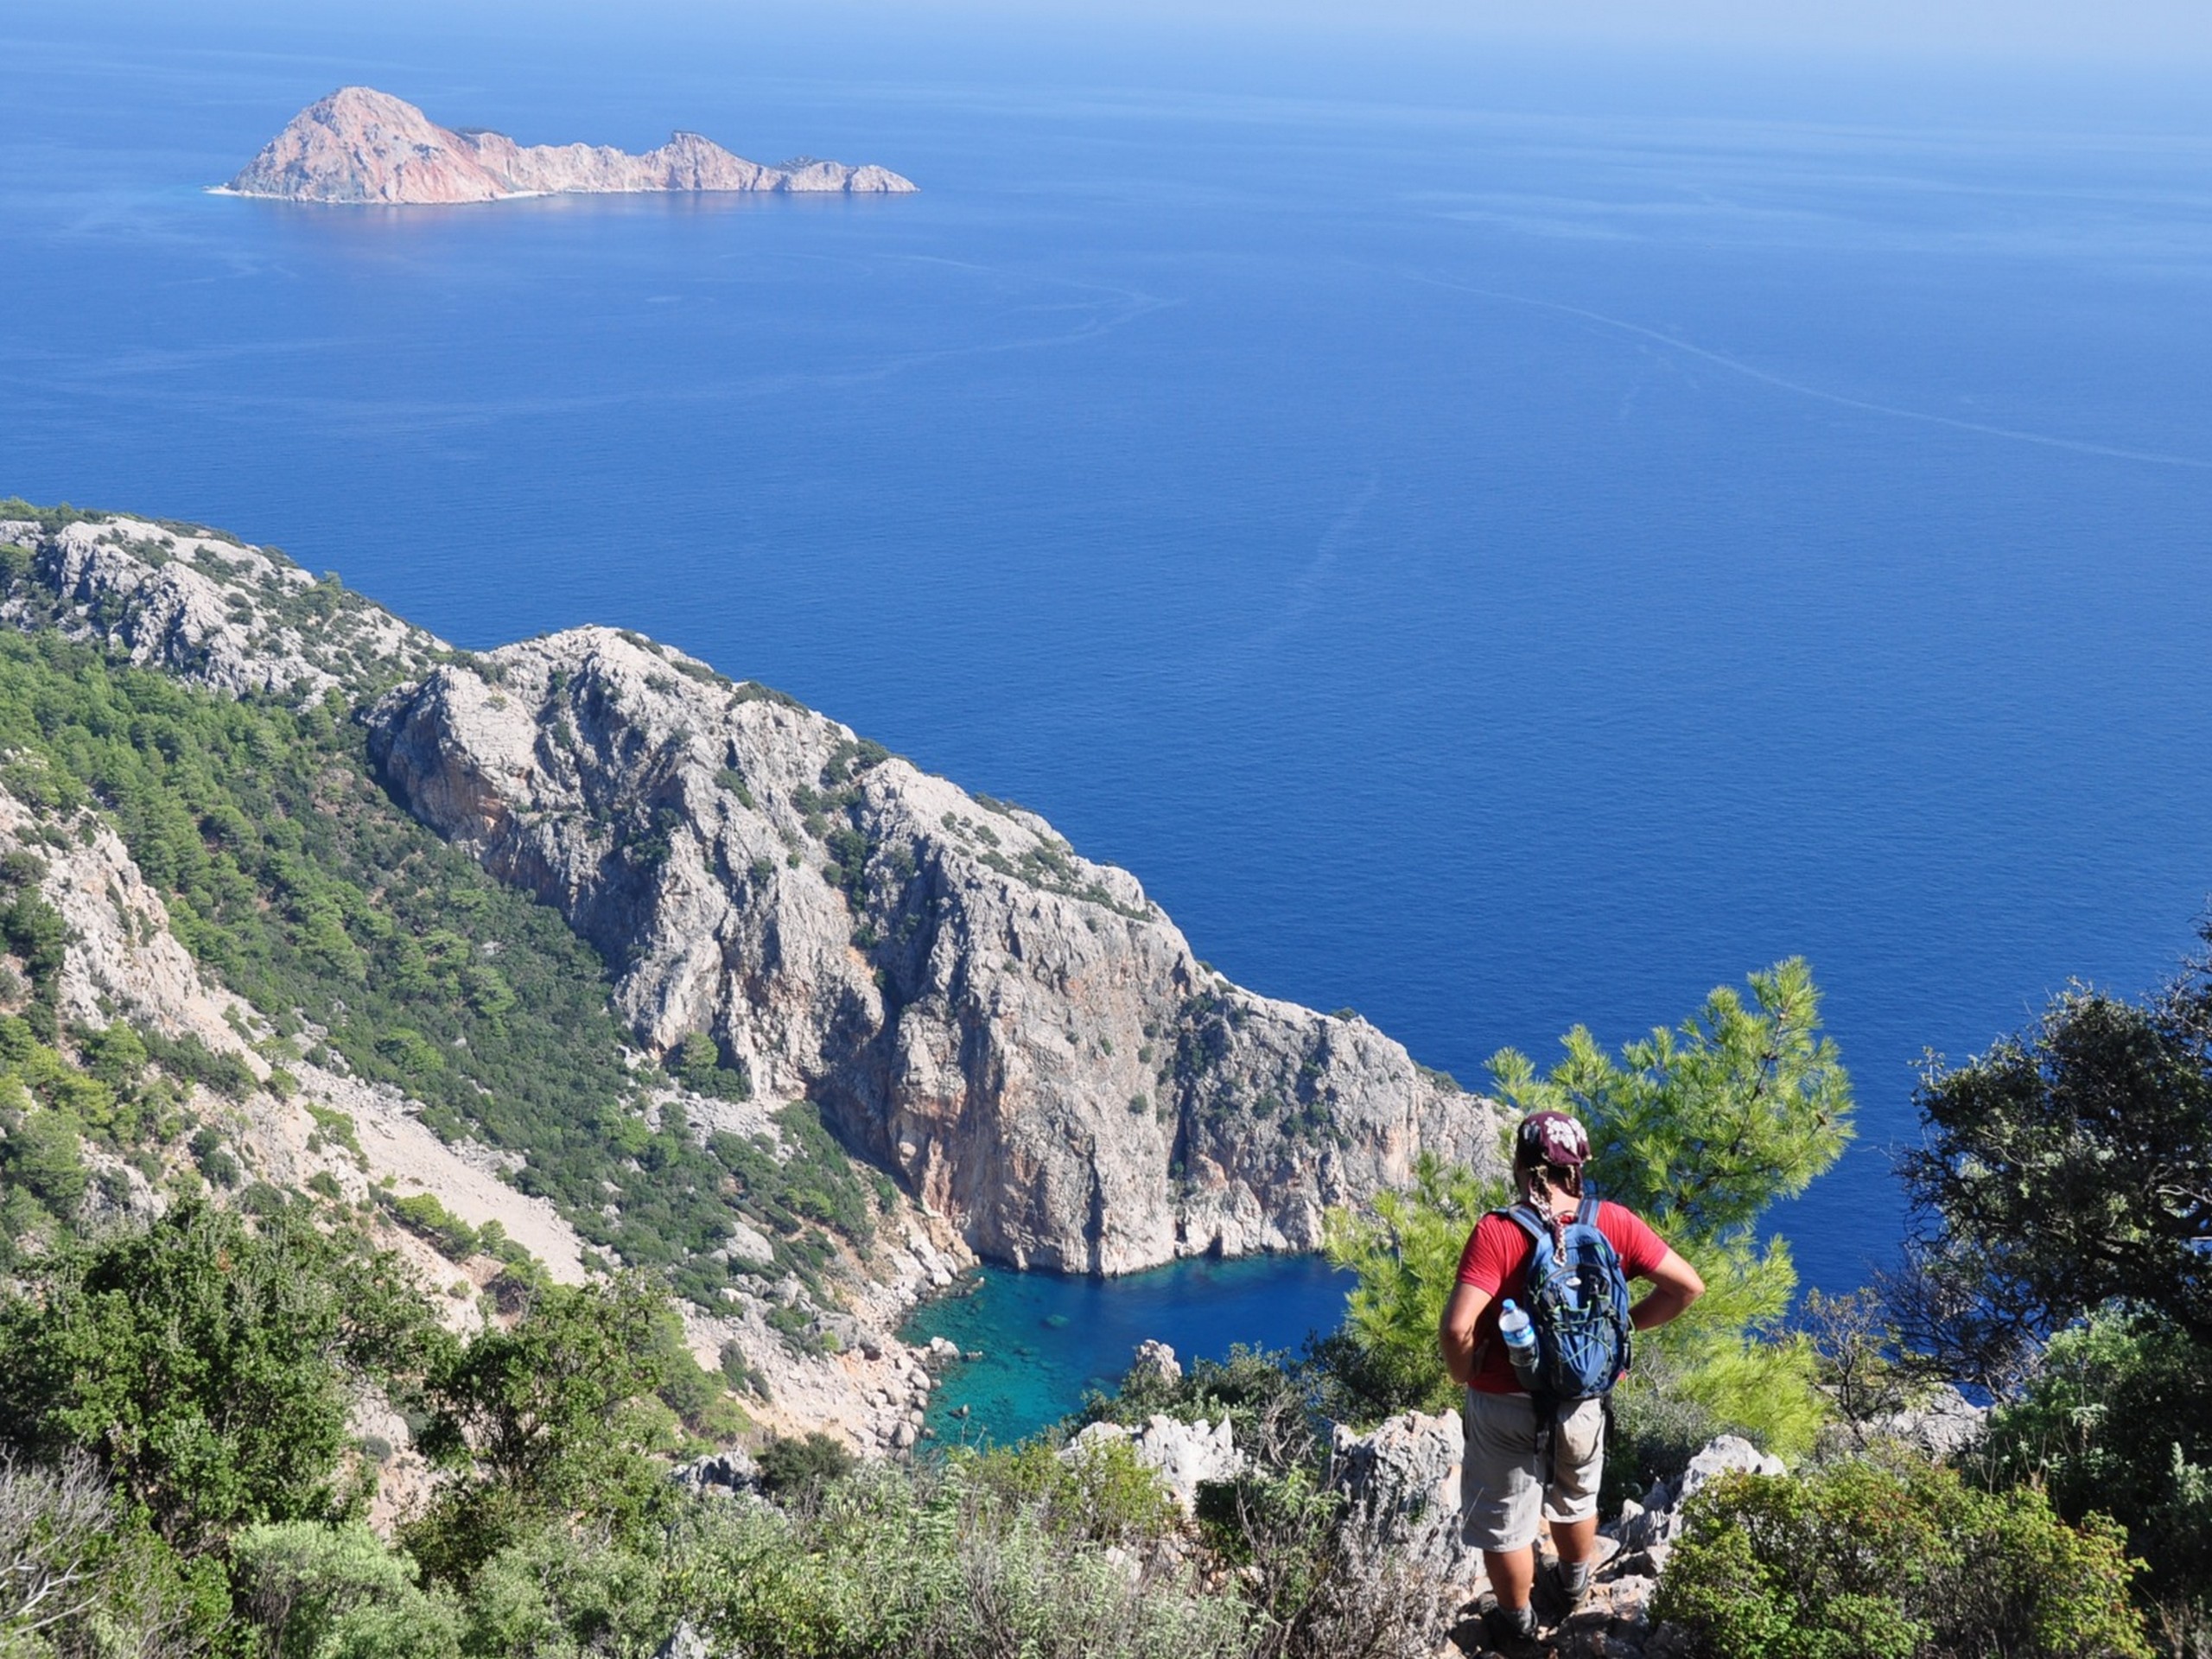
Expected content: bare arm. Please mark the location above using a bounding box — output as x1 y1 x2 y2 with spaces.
1630 1247 1704 1332
1438 1280 1492 1389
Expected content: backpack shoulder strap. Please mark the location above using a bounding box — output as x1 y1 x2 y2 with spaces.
1492 1203 1558 1278
1576 1192 1602 1228
1491 1204 1554 1248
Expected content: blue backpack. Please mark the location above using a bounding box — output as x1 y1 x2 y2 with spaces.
1497 1192 1634 1402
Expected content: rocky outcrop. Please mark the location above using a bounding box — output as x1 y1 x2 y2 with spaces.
0 514 445 701
1615 1434 1785 1558
672 1447 761 1500
1065 1414 1243 1514
225 87 917 205
367 626 1502 1274
1129 1338 1183 1387
1330 1408 1466 1558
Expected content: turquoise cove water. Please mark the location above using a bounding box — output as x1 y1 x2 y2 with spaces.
901 1255 1355 1448
7 8 2212 1440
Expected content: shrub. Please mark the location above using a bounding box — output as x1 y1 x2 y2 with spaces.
232 1520 461 1659
0 1201 438 1554
458 1520 675 1659
756 1432 857 1497
670 1030 750 1102
410 1275 670 1577
1 1101 88 1217
382 1190 482 1259
1891 928 2212 1389
953 1436 1179 1548
0 1448 225 1657
189 1125 240 1188
1974 1309 2212 1646
679 1464 1247 1659
141 1028 257 1100
1653 1458 2151 1659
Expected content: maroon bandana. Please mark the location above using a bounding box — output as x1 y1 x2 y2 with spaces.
1516 1109 1589 1169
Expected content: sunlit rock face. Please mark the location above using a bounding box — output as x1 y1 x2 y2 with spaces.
226 86 918 204
367 626 1502 1274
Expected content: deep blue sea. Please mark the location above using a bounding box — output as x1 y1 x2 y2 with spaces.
7 5 2212 1440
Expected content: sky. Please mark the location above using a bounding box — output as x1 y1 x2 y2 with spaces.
10 0 2211 74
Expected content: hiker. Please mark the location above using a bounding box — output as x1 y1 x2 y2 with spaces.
1437 1109 1704 1653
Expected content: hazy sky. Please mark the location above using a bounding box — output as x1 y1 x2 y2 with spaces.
878 0 2212 66
14 0 2212 68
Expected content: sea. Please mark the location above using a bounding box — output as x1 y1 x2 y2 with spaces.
6 3 2212 1445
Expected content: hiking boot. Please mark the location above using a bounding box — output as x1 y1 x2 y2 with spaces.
1550 1555 1593 1612
1478 1600 1544 1659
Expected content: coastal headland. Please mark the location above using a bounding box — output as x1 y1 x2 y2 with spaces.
0 502 1497 1453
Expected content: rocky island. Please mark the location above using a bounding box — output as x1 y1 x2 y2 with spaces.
221 86 917 204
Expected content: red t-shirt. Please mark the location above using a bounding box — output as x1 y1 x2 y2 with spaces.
1453 1200 1670 1395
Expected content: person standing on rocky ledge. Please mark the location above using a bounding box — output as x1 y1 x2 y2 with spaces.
1438 1109 1705 1656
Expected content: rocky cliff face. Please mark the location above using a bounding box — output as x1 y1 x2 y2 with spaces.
3 507 1502 1273
225 87 918 205
368 627 1501 1274
0 513 445 700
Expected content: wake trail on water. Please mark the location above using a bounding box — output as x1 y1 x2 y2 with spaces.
0 266 1178 438
1244 472 1379 652
1398 270 2212 474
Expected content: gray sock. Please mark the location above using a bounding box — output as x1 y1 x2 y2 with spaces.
1561 1559 1592 1596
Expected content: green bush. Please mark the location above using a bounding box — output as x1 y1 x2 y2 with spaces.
410 1276 671 1580
756 1432 857 1497
0 1094 88 1219
954 1435 1179 1548
670 1031 750 1102
190 1124 241 1188
0 1450 218 1657
1975 1309 2212 1645
457 1519 677 1658
679 1464 1247 1659
384 1190 483 1259
1653 1458 2151 1659
0 1201 440 1554
233 1520 461 1659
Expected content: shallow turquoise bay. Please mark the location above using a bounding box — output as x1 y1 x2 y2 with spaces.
901 1255 1355 1447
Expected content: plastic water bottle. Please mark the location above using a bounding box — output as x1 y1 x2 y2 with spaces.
1497 1299 1540 1389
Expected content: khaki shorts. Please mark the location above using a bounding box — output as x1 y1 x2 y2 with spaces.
1459 1389 1605 1553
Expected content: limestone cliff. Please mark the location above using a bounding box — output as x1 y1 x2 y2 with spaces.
2 506 1503 1279
225 87 917 205
367 628 1500 1274
0 514 446 700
